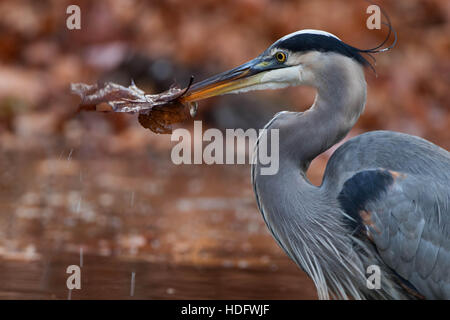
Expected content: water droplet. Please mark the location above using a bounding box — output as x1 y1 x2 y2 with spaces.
189 102 198 118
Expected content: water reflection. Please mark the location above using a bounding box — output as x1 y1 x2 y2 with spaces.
0 139 316 299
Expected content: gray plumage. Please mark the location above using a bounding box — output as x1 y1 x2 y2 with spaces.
252 52 450 299
183 29 450 299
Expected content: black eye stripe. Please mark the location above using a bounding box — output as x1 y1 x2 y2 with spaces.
272 34 369 66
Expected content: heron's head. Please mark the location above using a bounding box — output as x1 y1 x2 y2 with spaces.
182 30 372 103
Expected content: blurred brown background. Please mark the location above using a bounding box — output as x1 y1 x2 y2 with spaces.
0 0 448 299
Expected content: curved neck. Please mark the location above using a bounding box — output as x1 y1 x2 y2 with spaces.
280 55 367 175
252 57 369 299
251 57 405 299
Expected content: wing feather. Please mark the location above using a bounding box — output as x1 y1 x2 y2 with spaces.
339 169 450 299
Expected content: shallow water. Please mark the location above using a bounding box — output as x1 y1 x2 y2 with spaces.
0 254 316 299
0 135 317 299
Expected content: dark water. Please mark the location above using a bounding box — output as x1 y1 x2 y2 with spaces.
0 136 317 299
0 254 315 299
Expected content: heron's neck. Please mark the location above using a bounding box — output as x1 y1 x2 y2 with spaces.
284 56 367 174
252 58 368 299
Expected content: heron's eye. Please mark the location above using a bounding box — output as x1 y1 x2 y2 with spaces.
275 52 286 63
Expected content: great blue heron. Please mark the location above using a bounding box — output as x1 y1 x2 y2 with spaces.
180 29 450 299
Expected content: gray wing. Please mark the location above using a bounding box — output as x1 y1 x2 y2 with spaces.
338 169 450 299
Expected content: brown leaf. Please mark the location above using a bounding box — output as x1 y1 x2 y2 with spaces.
138 102 190 134
70 77 194 134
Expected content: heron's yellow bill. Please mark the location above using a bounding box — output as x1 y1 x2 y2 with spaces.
181 58 268 103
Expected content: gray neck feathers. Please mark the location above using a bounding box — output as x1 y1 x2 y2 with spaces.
253 56 407 299
283 54 367 172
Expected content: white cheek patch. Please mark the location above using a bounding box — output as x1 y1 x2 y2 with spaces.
228 66 304 95
260 66 302 85
230 82 291 94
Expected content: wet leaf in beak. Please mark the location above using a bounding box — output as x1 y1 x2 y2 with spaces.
70 77 195 134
